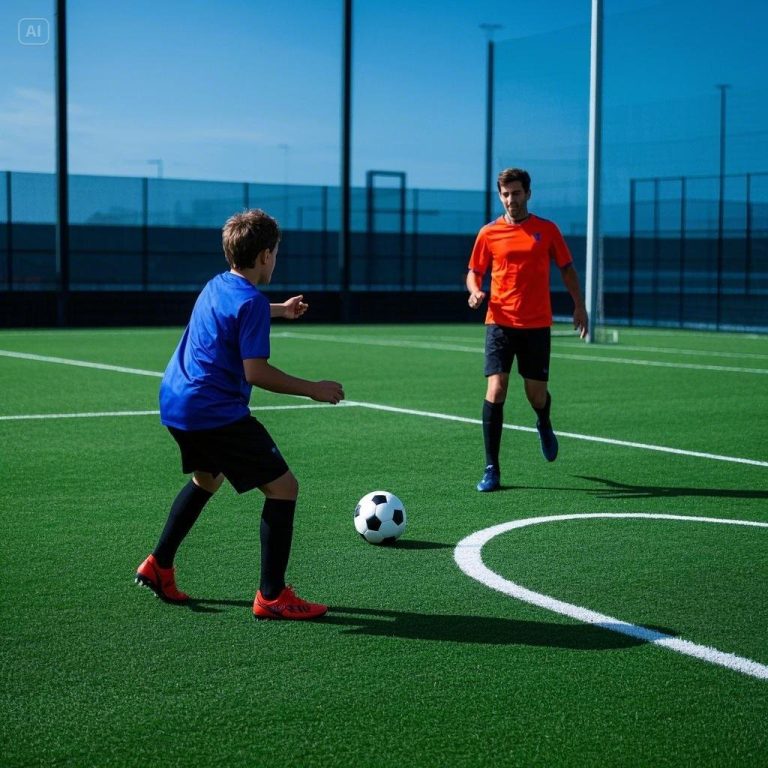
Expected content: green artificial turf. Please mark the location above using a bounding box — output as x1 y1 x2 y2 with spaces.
1 323 766 767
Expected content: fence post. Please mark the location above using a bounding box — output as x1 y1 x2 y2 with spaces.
5 172 12 290
628 178 635 326
141 177 149 289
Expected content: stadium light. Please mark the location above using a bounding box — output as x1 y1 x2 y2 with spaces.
480 23 502 224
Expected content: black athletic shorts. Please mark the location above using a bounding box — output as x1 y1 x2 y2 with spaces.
167 415 289 494
483 325 551 381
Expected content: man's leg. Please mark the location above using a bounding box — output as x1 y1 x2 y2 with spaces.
525 379 558 462
478 373 508 491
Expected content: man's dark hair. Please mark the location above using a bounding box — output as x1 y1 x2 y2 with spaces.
497 168 531 193
222 209 281 269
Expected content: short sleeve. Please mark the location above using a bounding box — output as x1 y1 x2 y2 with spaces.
238 295 271 360
549 223 573 268
468 228 491 275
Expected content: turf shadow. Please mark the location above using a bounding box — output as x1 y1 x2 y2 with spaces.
323 605 676 649
575 475 768 500
383 539 453 550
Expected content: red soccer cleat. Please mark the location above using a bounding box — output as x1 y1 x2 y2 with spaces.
135 554 189 603
253 585 328 620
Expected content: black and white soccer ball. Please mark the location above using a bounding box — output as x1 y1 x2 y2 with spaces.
354 491 407 545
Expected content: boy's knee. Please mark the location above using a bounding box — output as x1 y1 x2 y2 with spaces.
261 470 299 500
193 471 224 493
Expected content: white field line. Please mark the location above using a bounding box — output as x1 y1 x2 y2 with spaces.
0 350 164 377
271 332 768 374
345 401 768 468
332 333 768 362
0 404 334 422
2 349 767 467
454 514 768 681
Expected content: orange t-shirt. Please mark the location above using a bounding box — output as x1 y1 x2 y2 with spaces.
468 214 573 328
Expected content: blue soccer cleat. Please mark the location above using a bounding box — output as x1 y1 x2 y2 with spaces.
476 465 500 492
536 420 559 462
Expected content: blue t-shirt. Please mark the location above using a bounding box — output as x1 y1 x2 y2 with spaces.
159 272 270 430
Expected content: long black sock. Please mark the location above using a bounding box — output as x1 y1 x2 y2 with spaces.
153 480 213 568
482 399 504 469
534 392 552 427
259 498 296 600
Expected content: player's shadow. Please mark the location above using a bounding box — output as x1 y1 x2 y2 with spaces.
385 539 453 550
575 475 768 500
323 605 675 650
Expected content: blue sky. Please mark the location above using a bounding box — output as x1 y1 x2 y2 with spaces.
2 0 766 196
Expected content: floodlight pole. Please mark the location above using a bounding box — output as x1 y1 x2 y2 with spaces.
480 24 502 224
55 0 70 327
339 0 353 322
584 0 603 343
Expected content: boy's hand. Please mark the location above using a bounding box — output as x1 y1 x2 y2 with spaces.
281 295 309 320
311 380 345 405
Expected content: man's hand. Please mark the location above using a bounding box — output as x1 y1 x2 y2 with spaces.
573 306 589 339
279 295 308 320
468 290 486 310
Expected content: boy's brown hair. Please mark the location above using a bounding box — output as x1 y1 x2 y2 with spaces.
222 209 281 269
497 168 531 193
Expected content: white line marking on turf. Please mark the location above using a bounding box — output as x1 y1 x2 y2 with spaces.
271 332 768 374
0 349 163 377
0 404 333 421
3 349 766 466
345 400 768 467
454 513 768 681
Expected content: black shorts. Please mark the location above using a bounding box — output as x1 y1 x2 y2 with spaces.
483 325 551 381
167 416 289 494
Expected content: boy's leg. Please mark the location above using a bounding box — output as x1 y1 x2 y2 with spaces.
256 470 298 599
153 472 222 567
136 472 221 603
253 470 327 619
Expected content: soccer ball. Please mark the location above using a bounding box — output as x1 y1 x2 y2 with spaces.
354 491 407 545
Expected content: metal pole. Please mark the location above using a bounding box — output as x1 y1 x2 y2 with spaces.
5 172 12 290
141 177 149 289
679 176 686 327
715 84 729 329
628 178 636 325
480 24 502 224
339 0 353 321
585 0 603 342
55 0 69 326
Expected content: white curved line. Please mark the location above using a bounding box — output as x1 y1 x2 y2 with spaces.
454 513 768 680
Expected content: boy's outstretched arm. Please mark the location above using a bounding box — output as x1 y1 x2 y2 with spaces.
270 295 308 320
244 358 344 404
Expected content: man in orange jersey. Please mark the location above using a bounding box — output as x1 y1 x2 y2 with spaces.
466 168 588 492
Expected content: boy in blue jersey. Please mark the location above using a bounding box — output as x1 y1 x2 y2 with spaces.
136 209 344 620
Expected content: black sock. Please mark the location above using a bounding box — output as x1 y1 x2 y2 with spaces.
153 480 213 568
534 392 552 427
482 399 504 469
259 498 296 600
